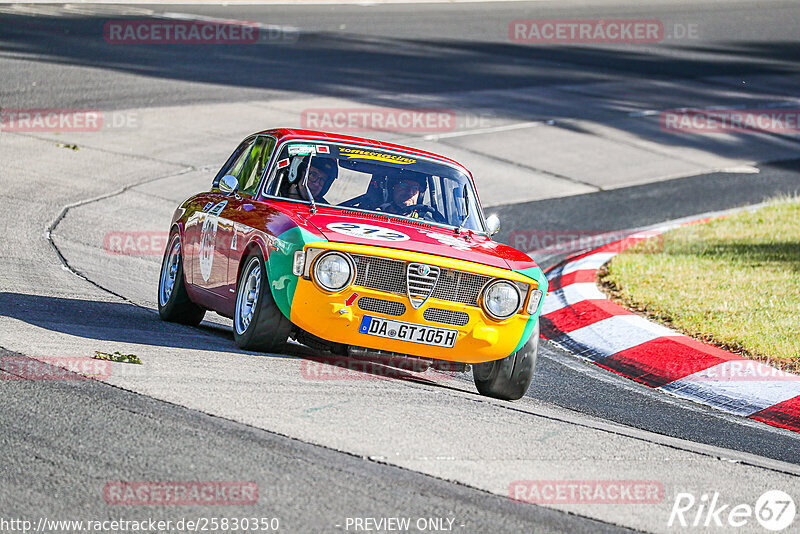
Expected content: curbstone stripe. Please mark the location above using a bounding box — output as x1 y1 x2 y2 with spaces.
539 225 800 433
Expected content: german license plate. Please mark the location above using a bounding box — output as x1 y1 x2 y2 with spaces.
359 316 457 348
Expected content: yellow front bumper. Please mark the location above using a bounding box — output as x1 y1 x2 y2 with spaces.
288 243 536 363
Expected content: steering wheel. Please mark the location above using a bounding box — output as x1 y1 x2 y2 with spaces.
406 204 446 223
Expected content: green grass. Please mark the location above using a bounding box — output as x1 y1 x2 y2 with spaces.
600 198 800 371
93 351 143 365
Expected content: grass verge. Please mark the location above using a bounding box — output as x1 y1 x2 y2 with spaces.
599 198 800 372
94 351 143 365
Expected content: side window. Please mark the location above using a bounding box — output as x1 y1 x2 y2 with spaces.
213 138 254 189
239 136 276 196
227 139 256 188
211 136 276 197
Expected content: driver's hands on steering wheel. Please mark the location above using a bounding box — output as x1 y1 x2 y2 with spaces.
404 203 446 223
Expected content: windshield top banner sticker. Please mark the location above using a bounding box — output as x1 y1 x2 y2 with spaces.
326 222 410 242
339 147 416 165
288 144 317 156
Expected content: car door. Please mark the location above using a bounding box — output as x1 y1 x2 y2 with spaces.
184 137 255 308
214 135 276 313
185 135 276 314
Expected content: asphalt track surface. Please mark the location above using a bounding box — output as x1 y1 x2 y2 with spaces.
1 348 616 534
2 2 800 533
1 1 799 110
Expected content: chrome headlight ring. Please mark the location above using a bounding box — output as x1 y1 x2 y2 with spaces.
311 251 356 292
480 279 523 320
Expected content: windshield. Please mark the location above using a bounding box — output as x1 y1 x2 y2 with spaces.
264 142 484 232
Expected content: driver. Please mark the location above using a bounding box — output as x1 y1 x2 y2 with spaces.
286 156 338 204
381 175 427 218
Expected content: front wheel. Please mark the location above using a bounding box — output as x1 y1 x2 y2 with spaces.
233 252 291 352
472 320 539 401
158 232 206 326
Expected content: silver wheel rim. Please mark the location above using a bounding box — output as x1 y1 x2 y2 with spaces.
235 257 261 335
159 238 181 307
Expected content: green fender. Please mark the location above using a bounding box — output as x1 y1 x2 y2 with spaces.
510 265 549 355
266 226 327 320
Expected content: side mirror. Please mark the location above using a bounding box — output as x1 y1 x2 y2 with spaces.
219 174 239 196
485 213 501 236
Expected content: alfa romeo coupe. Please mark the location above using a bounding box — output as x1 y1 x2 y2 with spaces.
158 129 547 400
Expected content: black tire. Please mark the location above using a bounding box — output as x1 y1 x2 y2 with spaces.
233 252 291 351
473 320 539 400
158 232 206 326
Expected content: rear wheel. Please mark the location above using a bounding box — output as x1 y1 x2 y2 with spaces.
233 252 291 352
473 320 539 401
158 232 206 326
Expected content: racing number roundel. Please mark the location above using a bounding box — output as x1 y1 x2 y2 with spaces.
199 201 227 282
326 222 410 242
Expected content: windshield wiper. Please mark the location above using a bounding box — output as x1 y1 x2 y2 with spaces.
300 154 317 214
455 184 470 235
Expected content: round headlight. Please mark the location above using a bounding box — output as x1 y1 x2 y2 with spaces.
482 280 521 320
313 252 353 291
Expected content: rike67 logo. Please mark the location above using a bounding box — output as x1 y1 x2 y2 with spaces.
669 490 796 531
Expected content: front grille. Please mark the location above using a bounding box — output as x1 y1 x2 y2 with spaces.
407 263 440 308
351 253 491 307
353 255 406 294
432 270 491 306
357 297 406 317
424 308 470 327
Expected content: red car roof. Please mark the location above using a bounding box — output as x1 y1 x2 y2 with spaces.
257 128 470 175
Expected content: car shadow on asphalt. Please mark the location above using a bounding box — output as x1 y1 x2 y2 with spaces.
0 291 241 353
0 291 473 390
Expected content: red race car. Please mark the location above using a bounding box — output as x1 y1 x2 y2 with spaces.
158 129 547 400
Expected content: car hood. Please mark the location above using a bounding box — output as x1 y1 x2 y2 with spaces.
301 208 534 271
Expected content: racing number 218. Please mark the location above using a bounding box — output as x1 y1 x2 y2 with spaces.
328 222 408 241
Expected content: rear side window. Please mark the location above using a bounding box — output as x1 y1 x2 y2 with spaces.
238 136 276 195
213 138 253 188
213 136 276 196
